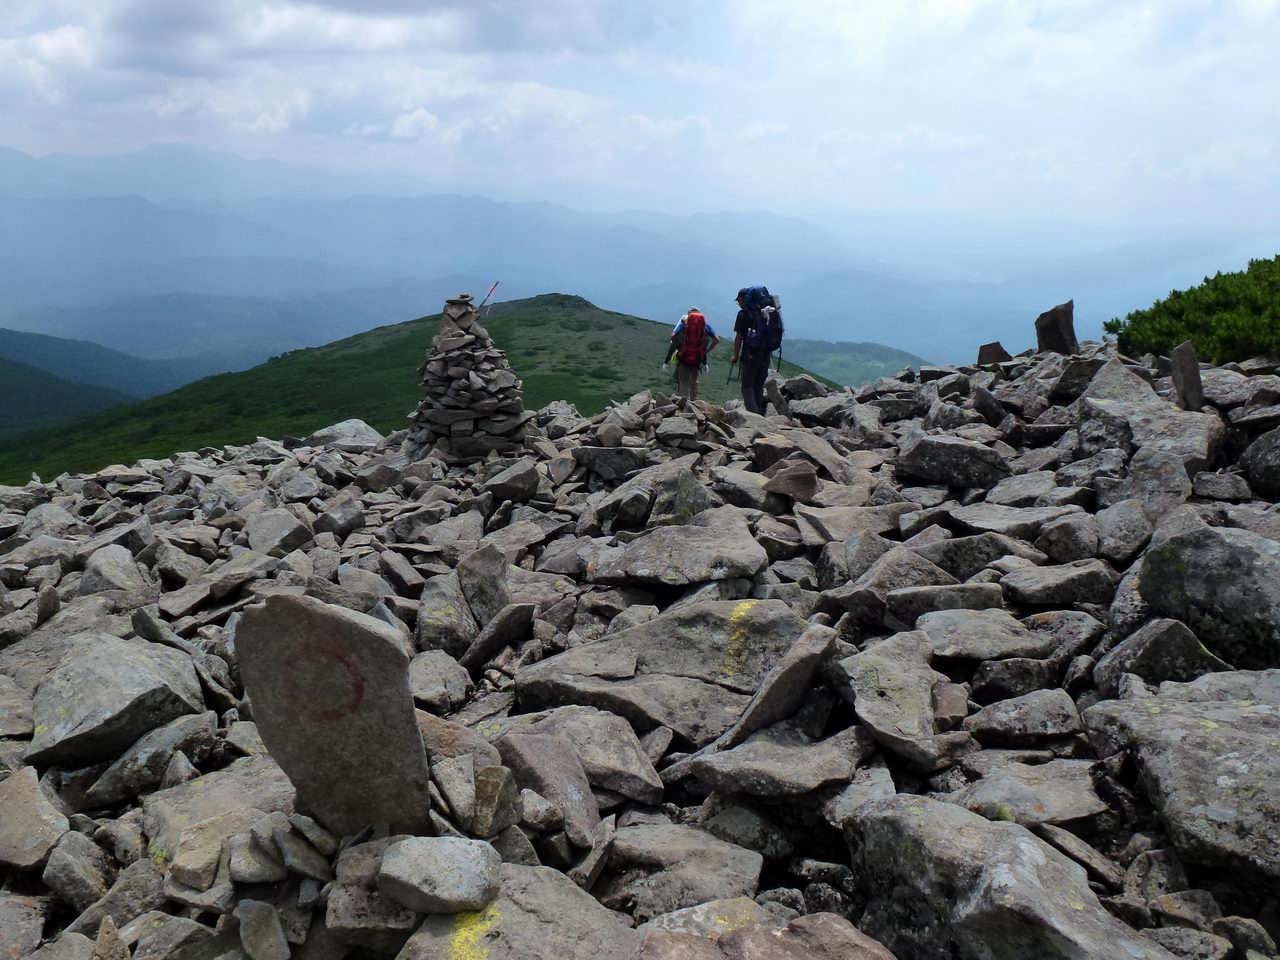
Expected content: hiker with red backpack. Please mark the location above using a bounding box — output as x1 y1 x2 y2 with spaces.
665 307 720 400
731 286 785 414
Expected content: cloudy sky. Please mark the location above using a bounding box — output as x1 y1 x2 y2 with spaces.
2 0 1278 230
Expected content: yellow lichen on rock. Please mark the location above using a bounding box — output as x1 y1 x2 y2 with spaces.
448 902 501 960
718 599 759 680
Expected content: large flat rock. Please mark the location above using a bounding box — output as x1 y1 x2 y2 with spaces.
0 891 49 960
397 863 638 959
950 503 1081 540
715 913 897 960
847 795 1175 959
1140 526 1280 669
917 608 1055 660
25 636 203 768
1084 675 1280 878
897 429 1011 489
0 625 96 697
586 518 767 586
516 601 806 747
1081 357 1222 476
793 503 916 546
595 824 763 922
689 724 875 798
516 673 749 748
413 572 478 658
834 631 973 771
948 758 1108 828
496 705 664 804
141 755 295 864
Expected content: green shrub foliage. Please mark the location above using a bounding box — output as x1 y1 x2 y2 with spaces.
1104 256 1280 363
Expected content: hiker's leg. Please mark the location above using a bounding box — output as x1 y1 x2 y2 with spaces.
676 364 696 399
743 353 767 413
739 353 760 412
752 360 768 413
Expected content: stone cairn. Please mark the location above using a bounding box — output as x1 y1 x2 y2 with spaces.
404 293 529 461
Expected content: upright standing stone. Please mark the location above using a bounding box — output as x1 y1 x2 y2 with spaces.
237 595 432 836
1171 340 1204 411
1241 426 1280 500
1034 300 1079 355
0 767 68 869
976 341 1013 365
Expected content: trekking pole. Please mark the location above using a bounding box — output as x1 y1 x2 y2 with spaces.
479 280 499 318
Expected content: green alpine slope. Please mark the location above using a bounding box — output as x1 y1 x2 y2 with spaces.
0 326 201 397
782 338 932 387
0 357 134 441
0 294 829 483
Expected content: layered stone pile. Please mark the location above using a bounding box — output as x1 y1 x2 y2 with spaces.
404 293 529 462
2 310 1280 960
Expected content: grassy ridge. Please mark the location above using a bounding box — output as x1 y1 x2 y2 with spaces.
783 337 931 386
0 357 135 440
0 294 827 483
0 326 206 398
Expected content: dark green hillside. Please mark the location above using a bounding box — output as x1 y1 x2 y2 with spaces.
0 327 200 397
783 338 931 387
1104 255 1280 362
0 357 134 440
0 294 828 483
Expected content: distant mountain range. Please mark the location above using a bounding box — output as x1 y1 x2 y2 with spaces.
4 142 1273 478
3 144 1277 365
2 289 454 371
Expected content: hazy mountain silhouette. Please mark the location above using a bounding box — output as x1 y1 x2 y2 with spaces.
2 144 1276 363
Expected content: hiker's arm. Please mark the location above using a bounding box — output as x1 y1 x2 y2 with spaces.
732 332 743 363
708 335 721 352
664 337 678 365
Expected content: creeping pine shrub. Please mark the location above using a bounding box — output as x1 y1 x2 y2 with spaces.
1104 255 1280 363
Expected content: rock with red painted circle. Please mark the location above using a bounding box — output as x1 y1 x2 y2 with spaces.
237 594 432 836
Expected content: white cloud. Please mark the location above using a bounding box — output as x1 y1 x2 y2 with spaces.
0 0 1276 228
390 107 440 140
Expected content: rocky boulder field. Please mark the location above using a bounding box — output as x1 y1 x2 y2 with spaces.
3 319 1280 960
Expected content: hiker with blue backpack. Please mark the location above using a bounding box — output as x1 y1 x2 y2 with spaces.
730 286 784 414
665 307 720 401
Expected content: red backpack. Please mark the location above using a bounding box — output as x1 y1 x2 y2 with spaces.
678 311 708 366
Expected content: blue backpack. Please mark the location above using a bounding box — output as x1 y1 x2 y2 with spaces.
740 285 784 354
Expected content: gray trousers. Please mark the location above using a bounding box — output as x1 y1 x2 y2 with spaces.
675 362 700 400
